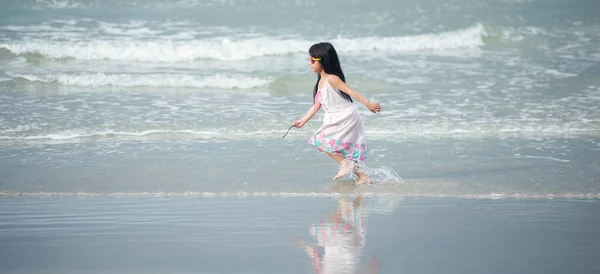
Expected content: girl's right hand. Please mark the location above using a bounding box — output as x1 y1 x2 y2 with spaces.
292 119 306 128
366 101 381 113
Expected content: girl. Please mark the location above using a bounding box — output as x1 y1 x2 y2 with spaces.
292 42 381 185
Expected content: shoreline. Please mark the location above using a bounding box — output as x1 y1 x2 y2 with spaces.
2 191 600 200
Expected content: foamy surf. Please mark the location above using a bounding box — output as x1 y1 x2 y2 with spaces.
30 0 88 9
0 127 598 143
0 129 221 141
0 24 487 62
10 73 272 89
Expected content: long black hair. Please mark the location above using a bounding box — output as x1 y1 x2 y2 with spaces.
309 42 353 103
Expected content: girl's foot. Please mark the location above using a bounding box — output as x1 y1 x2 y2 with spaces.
333 160 354 180
356 173 373 185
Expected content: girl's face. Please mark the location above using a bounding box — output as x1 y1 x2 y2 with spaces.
309 56 322 73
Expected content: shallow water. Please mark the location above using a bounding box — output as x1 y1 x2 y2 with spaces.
1 137 598 198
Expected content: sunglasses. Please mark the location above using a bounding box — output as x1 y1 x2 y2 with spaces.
310 57 321 64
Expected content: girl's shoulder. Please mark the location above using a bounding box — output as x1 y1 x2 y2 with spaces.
323 74 344 91
324 74 342 83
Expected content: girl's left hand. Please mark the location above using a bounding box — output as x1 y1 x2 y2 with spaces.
367 101 381 113
292 119 307 128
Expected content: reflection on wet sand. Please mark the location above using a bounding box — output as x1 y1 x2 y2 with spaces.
295 195 400 273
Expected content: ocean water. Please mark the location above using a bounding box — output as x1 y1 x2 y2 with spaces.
1 0 599 197
1 1 600 273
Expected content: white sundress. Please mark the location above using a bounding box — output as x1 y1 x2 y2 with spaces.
308 80 367 163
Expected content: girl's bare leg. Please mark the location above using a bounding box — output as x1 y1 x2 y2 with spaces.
325 152 370 183
356 172 372 185
325 152 354 180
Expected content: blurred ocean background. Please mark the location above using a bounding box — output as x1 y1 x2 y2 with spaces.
1 0 599 273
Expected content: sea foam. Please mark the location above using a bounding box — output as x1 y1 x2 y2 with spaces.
0 24 487 62
11 73 272 89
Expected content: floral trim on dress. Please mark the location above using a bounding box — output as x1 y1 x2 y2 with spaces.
308 130 367 162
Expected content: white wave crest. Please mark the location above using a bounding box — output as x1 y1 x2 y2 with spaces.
12 73 272 89
0 24 487 62
32 0 88 9
0 38 310 62
0 129 220 141
335 23 486 53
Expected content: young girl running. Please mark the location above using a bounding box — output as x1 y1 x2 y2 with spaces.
292 42 381 185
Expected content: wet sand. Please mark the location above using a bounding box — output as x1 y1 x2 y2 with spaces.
1 196 599 274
